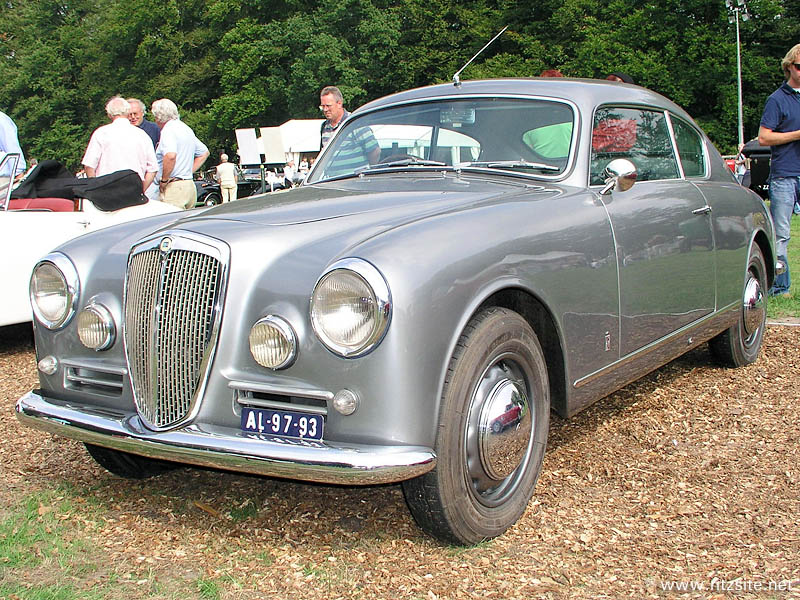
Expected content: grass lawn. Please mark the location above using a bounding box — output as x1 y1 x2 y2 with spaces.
766 209 800 319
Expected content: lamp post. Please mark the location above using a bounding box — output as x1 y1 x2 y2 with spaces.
725 0 751 148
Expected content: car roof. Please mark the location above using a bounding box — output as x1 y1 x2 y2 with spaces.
355 78 694 123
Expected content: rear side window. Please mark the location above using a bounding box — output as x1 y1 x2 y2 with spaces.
590 107 679 185
671 117 707 178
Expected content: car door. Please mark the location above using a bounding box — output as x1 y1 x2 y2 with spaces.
591 106 715 356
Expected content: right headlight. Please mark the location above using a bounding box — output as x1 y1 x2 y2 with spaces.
30 253 80 330
310 258 391 358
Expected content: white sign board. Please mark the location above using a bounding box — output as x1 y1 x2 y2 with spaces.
260 127 287 164
235 128 262 166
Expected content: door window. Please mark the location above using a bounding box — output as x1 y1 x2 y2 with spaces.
591 107 679 184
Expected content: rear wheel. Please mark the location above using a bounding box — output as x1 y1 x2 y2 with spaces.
84 444 179 479
402 307 550 544
709 245 767 367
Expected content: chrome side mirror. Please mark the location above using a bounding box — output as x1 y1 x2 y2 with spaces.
600 158 637 195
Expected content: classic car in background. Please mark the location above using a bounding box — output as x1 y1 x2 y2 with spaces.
193 169 265 207
0 154 180 327
17 78 777 544
740 138 771 199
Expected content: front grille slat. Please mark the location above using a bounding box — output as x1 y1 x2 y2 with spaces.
124 237 224 430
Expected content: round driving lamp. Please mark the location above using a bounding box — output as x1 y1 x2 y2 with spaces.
310 259 391 358
249 316 297 370
30 253 80 330
77 304 116 351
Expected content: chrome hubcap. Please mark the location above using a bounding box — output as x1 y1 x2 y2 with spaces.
465 357 534 507
742 272 764 344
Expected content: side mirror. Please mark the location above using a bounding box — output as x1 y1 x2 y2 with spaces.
600 158 637 195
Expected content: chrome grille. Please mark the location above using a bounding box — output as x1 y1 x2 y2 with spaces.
124 235 226 430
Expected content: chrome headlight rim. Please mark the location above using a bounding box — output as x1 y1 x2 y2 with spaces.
310 258 392 358
29 252 80 330
77 302 116 351
249 315 298 370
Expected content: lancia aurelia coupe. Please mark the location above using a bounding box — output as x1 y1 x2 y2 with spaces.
16 78 778 544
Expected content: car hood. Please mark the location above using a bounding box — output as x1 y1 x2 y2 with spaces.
179 173 561 229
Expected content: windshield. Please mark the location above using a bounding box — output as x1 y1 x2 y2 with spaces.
0 152 20 211
307 98 575 183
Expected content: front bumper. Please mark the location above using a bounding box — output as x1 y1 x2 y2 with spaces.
15 390 436 485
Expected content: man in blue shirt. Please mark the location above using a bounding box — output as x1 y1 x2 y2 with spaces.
0 110 26 176
758 43 800 297
151 98 209 209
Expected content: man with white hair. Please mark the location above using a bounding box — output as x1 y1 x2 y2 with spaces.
151 98 209 209
215 153 237 202
81 95 157 192
126 98 160 149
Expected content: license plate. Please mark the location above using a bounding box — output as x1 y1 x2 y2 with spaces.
241 407 324 441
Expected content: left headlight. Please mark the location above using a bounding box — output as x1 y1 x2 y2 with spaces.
310 258 391 358
30 253 80 330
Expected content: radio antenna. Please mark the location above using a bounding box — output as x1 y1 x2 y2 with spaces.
452 26 508 87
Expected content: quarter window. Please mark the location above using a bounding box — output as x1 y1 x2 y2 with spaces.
671 117 706 178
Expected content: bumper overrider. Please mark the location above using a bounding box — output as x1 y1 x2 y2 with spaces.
15 390 436 485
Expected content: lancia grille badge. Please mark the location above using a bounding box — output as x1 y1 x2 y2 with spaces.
159 237 173 253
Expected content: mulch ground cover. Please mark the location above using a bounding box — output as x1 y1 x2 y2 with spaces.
1 322 798 599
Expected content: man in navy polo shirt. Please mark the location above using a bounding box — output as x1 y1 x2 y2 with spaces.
758 43 800 297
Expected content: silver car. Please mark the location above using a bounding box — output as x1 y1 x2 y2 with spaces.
16 78 777 544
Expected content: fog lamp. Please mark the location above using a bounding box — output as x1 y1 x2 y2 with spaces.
77 304 116 350
249 316 297 370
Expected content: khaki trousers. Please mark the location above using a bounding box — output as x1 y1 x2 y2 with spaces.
160 179 197 209
221 185 237 203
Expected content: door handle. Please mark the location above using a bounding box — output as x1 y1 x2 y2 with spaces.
692 205 712 215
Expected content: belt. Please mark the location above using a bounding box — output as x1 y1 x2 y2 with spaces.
160 177 190 184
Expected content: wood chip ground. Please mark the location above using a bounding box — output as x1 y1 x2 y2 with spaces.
1 323 798 599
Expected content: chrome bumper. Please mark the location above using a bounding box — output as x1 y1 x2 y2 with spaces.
15 390 436 485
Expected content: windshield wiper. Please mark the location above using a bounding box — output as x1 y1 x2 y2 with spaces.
356 157 447 173
458 160 561 172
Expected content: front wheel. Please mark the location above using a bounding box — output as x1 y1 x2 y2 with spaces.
402 307 550 545
709 244 767 367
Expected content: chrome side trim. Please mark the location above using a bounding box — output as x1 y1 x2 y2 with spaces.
573 302 739 389
15 391 436 486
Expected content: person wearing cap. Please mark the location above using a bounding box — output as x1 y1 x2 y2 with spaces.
758 43 800 297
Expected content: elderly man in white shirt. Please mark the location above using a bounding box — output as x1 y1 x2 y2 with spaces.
151 98 209 209
81 96 158 192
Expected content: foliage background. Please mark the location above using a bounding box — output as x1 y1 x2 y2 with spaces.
1 0 798 169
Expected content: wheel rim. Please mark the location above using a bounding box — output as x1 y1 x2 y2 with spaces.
742 267 764 347
464 354 535 508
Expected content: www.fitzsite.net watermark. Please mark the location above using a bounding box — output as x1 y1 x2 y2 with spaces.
658 577 797 593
